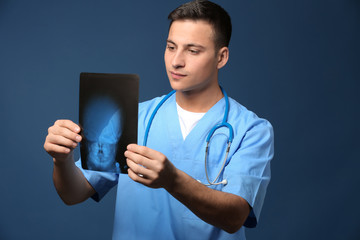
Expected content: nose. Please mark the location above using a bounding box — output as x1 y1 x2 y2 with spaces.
172 51 185 69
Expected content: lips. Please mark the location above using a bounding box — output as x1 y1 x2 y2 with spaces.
170 71 186 80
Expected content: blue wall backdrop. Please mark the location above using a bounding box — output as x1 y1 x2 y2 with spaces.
0 0 359 239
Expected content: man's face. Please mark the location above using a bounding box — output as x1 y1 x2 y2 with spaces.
164 20 220 93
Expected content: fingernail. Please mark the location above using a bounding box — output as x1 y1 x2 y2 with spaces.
76 135 82 141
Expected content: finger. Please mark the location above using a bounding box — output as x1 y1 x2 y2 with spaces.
54 119 81 133
46 134 78 149
126 158 154 179
49 125 82 143
45 142 71 155
124 150 157 170
127 144 163 161
127 168 152 185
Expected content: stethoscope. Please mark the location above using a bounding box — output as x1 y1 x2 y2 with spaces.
143 87 233 186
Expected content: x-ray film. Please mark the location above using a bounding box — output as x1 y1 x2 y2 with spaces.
79 72 139 174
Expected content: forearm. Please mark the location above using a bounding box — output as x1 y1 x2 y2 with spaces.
165 169 250 233
53 155 95 205
125 144 250 232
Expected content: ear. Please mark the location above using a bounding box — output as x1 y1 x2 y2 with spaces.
216 46 229 69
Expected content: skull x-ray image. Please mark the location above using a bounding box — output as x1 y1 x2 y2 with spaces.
82 96 123 172
79 73 139 174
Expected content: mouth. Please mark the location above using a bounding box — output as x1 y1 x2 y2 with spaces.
170 71 187 80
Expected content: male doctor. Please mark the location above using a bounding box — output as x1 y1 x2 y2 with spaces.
44 1 274 239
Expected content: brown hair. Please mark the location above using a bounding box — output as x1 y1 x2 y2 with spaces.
168 0 232 50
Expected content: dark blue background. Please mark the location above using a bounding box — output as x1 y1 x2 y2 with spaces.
1 0 359 239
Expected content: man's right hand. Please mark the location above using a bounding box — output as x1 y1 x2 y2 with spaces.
44 119 82 162
44 119 95 205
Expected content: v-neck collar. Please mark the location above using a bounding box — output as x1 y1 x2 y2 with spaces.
164 92 226 148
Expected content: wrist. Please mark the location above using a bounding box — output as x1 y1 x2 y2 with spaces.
53 154 74 167
164 169 188 194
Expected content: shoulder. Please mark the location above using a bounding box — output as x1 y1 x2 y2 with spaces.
227 97 273 139
227 97 272 126
139 96 164 112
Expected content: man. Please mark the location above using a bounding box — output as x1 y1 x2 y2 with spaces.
44 1 274 239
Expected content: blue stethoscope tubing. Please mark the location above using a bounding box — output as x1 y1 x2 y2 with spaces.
143 87 234 186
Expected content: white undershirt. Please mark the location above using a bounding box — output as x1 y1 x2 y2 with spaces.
176 103 206 140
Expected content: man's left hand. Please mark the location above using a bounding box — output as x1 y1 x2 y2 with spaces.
125 144 177 189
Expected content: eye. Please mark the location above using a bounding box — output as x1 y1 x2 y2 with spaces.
166 44 175 51
189 49 200 54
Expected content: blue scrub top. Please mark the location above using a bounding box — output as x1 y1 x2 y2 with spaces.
77 92 274 240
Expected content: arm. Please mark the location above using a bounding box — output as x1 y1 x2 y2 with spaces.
125 144 250 233
167 169 250 233
44 120 95 205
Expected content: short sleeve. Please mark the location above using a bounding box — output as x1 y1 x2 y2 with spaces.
75 159 119 202
223 120 274 228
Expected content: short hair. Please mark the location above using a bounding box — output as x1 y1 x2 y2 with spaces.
168 0 232 50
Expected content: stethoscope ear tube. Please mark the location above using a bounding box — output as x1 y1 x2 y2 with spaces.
143 90 176 146
206 122 234 143
204 141 231 186
202 87 233 186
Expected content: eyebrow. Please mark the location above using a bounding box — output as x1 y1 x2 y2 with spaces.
166 39 205 49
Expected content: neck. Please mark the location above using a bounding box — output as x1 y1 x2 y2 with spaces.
175 84 223 113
